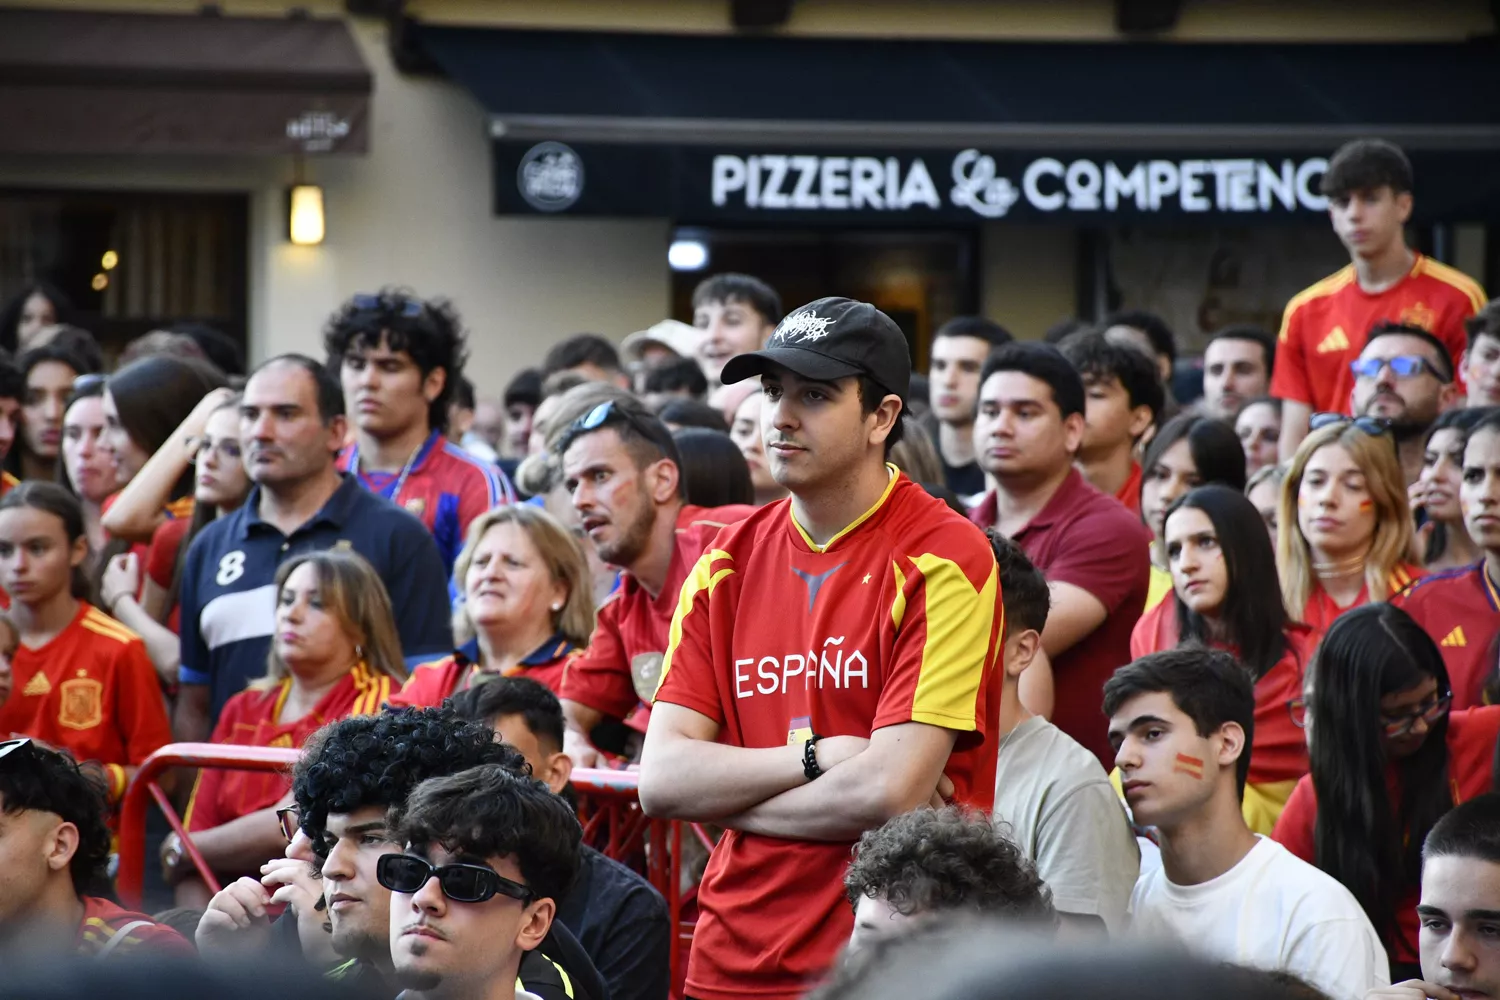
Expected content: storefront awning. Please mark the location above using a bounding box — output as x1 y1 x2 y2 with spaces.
0 8 370 157
414 26 1500 151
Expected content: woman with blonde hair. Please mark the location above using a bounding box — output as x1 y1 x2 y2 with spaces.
167 549 407 903
391 504 595 707
1277 415 1422 635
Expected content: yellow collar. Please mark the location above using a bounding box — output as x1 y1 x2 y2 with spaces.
789 464 900 553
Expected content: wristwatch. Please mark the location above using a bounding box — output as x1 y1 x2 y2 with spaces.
159 832 185 883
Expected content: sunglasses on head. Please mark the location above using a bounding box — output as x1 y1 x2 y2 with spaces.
376 853 536 905
567 399 673 452
1309 412 1393 438
349 293 423 319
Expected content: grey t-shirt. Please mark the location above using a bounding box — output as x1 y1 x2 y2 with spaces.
993 715 1140 933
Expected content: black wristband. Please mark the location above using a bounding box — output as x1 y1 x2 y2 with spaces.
802 735 823 781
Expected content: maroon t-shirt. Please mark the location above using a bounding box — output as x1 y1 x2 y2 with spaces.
971 468 1151 765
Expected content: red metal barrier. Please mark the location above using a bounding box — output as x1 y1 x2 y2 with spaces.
116 744 702 991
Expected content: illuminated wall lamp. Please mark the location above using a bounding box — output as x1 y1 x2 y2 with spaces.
287 184 325 246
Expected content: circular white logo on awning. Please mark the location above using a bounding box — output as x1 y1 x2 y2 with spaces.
518 142 584 212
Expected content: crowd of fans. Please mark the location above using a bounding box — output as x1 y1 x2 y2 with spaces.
0 135 1498 1000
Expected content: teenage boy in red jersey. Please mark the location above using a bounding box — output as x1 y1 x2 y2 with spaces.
1275 139 1486 460
0 738 191 958
1058 331 1163 515
1398 410 1500 708
639 298 1002 1000
556 400 753 766
327 291 514 575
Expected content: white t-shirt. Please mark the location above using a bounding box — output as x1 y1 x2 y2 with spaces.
993 716 1140 933
1130 836 1390 1000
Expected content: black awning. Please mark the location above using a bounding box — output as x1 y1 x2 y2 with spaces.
413 25 1500 150
0 8 371 156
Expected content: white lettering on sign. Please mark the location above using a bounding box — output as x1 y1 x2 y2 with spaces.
710 153 1328 215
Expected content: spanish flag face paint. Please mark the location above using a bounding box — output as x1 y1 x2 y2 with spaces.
1173 752 1206 780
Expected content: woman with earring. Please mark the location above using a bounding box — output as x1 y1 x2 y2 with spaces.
392 505 596 706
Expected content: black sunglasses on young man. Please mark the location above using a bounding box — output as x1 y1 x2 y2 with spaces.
376 853 537 905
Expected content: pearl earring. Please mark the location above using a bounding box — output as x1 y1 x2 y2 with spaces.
550 603 563 612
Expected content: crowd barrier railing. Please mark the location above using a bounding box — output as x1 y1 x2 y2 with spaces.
116 744 702 992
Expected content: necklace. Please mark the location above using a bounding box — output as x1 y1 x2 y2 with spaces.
1311 550 1367 580
352 434 426 508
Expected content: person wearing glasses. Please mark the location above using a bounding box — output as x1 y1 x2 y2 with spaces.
1277 416 1422 636
1108 648 1389 1000
0 737 193 957
383 763 582 1000
326 290 514 578
1131 486 1316 834
165 550 407 906
1273 604 1500 979
1397 409 1500 709
98 391 248 686
1349 322 1462 486
555 396 753 767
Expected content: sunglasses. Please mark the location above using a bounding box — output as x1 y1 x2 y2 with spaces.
566 400 674 454
350 293 424 319
376 853 536 905
1288 690 1452 738
276 806 301 844
1308 412 1393 438
1349 356 1446 381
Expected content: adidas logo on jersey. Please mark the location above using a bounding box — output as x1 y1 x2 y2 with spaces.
22 673 50 697
1316 327 1350 354
1441 626 1468 648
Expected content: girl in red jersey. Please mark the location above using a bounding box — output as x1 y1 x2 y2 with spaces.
169 549 407 905
1277 416 1421 635
1131 485 1315 834
391 505 594 708
1271 603 1500 978
0 482 171 807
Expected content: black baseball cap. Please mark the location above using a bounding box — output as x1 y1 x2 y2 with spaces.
719 297 911 402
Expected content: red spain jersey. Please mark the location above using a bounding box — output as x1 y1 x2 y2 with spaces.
1114 462 1143 516
0 603 170 769
1273 705 1500 963
1271 254 1485 413
560 504 754 733
390 634 579 708
185 662 393 834
76 895 193 958
1394 561 1499 709
654 471 1002 1000
1302 563 1422 637
145 516 191 634
338 431 515 574
1131 600 1314 787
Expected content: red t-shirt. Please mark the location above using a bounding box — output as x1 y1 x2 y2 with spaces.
76 895 193 957
390 635 579 708
0 603 171 770
1114 462 1143 516
186 662 392 835
1394 562 1498 709
1131 600 1314 786
1271 254 1485 413
560 504 754 734
1272 705 1500 963
1301 564 1423 637
101 493 195 608
972 468 1152 767
145 516 191 634
655 472 1002 1000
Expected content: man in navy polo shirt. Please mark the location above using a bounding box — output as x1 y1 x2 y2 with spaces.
172 355 452 739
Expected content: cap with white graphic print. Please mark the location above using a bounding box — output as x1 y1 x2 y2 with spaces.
719 296 911 402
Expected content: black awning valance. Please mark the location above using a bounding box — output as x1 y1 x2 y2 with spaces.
0 8 371 156
414 25 1500 150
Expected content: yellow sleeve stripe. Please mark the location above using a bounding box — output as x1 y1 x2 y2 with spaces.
909 553 999 730
656 548 734 699
1418 258 1488 312
82 610 141 644
1279 267 1355 342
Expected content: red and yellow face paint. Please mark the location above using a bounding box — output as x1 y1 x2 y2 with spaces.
1173 752 1205 779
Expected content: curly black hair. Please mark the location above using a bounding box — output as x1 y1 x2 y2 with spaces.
843 807 1055 926
322 288 468 435
390 763 582 904
0 740 113 896
291 706 528 856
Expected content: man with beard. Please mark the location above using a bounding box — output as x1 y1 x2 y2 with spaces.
556 399 753 765
1349 322 1460 484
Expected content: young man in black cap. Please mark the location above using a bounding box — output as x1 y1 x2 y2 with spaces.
639 297 1002 1000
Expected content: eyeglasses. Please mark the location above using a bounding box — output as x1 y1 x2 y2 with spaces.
276 806 301 844
1309 412 1394 438
188 436 242 464
1288 690 1452 737
376 853 536 905
350 293 424 319
1349 356 1445 381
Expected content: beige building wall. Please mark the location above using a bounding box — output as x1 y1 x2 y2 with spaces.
980 225 1079 341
